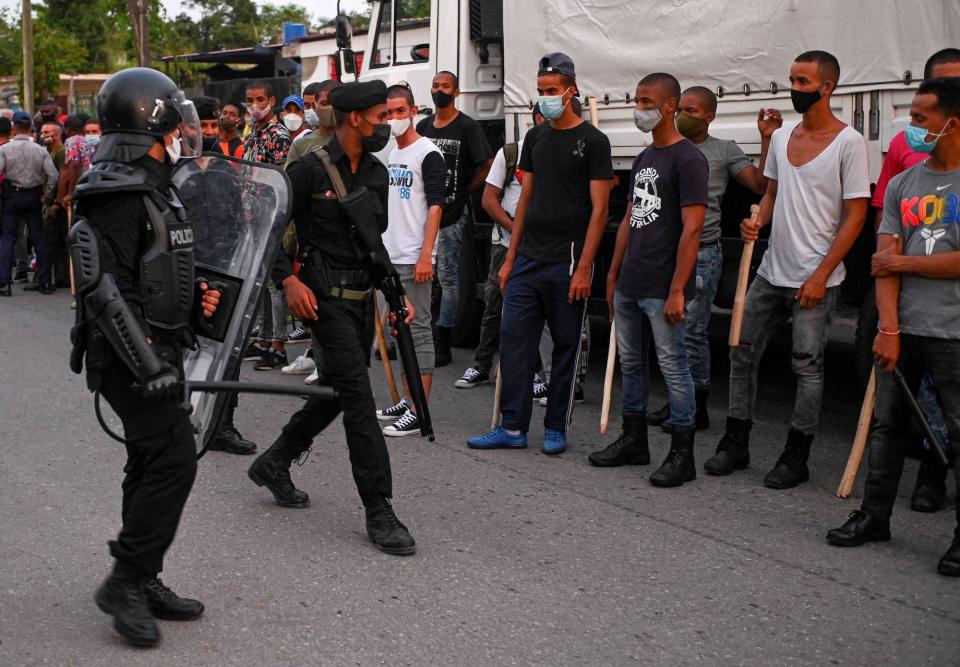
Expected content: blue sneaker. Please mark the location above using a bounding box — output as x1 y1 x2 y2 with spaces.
467 426 528 450
542 428 567 455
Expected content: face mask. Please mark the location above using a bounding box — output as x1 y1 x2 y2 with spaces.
218 117 237 132
248 103 271 122
388 117 411 138
538 88 572 121
316 106 336 129
283 114 303 132
303 109 320 128
791 87 822 114
85 134 101 146
633 107 662 133
675 112 707 138
904 121 952 154
165 136 182 163
432 90 454 109
42 136 54 146
359 117 391 153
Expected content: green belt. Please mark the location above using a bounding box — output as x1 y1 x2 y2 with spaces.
329 286 372 301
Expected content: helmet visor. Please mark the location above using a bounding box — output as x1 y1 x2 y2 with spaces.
176 98 202 157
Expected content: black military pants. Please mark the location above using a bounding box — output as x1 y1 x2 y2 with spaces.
98 364 198 579
278 294 392 505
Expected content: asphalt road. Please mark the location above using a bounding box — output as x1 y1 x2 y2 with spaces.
1 290 958 666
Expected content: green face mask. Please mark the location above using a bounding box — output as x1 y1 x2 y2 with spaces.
675 112 707 138
316 106 336 129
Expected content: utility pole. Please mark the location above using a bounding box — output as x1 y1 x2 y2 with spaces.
22 0 33 112
127 0 151 67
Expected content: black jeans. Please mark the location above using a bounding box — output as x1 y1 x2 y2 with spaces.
98 363 198 579
0 189 48 284
278 295 392 505
474 244 508 373
862 334 960 528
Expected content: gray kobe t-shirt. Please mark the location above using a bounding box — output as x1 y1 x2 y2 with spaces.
878 161 960 339
695 136 753 243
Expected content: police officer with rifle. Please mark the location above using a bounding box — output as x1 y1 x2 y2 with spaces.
247 80 418 556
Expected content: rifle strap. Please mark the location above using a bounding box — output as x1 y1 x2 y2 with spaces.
314 147 350 200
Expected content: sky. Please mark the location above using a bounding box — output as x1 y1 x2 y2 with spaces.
1 0 369 23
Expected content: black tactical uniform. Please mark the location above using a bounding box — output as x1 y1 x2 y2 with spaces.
69 68 206 647
247 80 416 555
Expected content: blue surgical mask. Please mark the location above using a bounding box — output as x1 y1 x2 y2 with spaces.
538 88 572 121
85 134 100 146
904 121 951 154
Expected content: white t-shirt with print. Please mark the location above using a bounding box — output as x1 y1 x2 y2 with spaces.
758 123 870 288
383 136 447 265
485 140 524 248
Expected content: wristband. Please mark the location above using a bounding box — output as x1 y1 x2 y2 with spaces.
878 328 900 336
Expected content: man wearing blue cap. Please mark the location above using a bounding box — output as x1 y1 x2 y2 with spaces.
280 94 313 146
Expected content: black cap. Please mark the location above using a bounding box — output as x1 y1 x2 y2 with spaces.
538 52 576 80
192 95 220 120
328 80 387 112
40 97 57 112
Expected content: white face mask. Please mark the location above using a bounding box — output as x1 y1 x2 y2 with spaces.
283 114 303 132
165 136 182 163
388 117 411 138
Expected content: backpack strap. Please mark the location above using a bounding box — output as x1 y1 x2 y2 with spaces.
501 142 518 198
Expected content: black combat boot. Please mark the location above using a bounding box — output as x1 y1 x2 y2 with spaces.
826 510 891 547
910 456 948 513
95 572 160 647
588 414 649 467
703 417 752 476
208 405 257 455
938 527 960 577
650 426 696 488
434 326 452 368
647 403 670 426
661 388 711 433
764 428 813 489
247 436 310 508
365 498 416 555
142 578 204 621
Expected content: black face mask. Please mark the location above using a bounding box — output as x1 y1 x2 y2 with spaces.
791 87 822 114
201 136 218 152
218 117 237 132
360 119 391 153
432 90 454 109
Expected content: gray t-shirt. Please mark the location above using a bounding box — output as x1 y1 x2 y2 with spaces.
878 161 960 339
695 135 753 243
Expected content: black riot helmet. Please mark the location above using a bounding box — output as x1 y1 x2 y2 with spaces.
94 67 201 163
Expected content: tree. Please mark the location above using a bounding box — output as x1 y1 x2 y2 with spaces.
185 0 259 52
259 3 311 44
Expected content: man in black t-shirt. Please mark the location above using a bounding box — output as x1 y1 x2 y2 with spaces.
416 71 493 366
467 53 613 456
588 73 708 488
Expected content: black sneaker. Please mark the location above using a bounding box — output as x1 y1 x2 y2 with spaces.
532 375 548 402
284 325 311 344
243 342 268 361
383 410 421 437
455 366 490 388
377 399 409 421
142 578 204 621
254 349 288 370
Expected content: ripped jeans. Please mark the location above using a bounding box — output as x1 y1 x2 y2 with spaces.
728 275 837 434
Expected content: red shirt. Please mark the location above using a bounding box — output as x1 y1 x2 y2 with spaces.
871 130 926 208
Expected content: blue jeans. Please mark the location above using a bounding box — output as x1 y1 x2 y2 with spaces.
0 189 48 284
728 275 837 434
499 255 586 432
614 291 696 428
436 209 467 329
684 243 723 389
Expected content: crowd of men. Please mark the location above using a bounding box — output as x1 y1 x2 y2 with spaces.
4 44 958 647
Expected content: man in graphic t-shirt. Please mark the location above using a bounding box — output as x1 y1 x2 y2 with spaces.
707 50 870 489
375 84 446 437
587 73 708 488
827 77 960 578
417 71 493 367
466 52 613 456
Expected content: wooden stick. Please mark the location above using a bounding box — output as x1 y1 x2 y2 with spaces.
372 299 400 406
588 96 600 127
728 204 760 347
490 361 502 429
600 320 617 434
837 367 876 498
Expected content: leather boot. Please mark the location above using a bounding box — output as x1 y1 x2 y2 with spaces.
764 428 813 489
247 436 310 508
94 572 160 647
650 426 696 487
938 527 960 577
434 326 452 367
910 455 947 513
365 498 416 555
647 403 670 426
588 414 649 466
208 405 257 455
704 417 752 476
661 388 711 433
826 510 891 547
142 578 204 621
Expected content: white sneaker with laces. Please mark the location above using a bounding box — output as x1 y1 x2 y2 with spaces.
304 370 319 385
377 399 408 421
383 410 420 437
282 352 316 375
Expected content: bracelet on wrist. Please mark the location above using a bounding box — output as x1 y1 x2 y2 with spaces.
878 328 900 336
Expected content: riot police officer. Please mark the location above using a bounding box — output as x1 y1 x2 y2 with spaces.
69 68 220 646
246 80 417 555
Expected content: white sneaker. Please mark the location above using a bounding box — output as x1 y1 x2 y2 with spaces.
304 370 319 385
377 399 408 421
282 352 316 375
383 410 421 437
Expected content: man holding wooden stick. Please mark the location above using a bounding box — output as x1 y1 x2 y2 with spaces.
706 51 869 488
827 78 960 577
